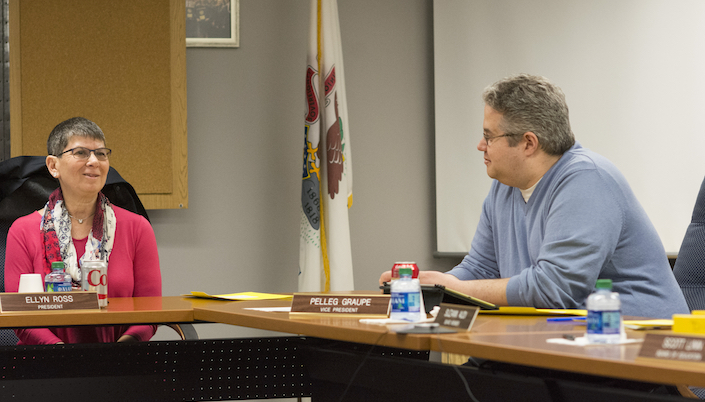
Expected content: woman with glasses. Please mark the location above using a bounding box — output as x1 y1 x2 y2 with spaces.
3 117 162 345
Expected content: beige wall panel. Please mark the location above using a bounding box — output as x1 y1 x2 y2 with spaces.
10 0 188 209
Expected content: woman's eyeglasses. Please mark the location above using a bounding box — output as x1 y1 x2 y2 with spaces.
57 147 112 161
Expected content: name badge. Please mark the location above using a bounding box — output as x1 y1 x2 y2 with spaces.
434 303 479 331
638 333 705 363
0 292 100 313
290 293 390 317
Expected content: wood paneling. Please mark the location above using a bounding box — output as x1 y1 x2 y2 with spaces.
10 0 188 209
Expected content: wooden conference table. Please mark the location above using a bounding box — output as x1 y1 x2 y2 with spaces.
195 298 705 387
0 295 699 401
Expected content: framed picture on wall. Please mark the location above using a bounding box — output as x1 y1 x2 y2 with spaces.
186 0 239 47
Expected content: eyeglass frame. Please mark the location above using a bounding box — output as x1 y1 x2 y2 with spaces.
482 132 521 146
56 147 112 161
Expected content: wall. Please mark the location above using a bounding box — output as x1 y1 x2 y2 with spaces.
434 0 705 256
149 0 453 340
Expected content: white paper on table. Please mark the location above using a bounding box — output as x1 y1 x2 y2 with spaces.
359 317 431 325
244 307 292 312
547 336 643 346
360 306 441 325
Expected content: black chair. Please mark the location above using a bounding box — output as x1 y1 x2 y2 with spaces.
672 175 705 399
673 176 705 311
0 156 197 344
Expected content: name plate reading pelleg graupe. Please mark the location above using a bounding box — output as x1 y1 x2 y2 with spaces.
291 293 390 317
0 292 100 313
639 333 705 363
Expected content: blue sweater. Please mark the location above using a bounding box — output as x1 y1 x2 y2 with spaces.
448 142 689 318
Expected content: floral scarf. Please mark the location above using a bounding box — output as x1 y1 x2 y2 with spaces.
41 188 116 286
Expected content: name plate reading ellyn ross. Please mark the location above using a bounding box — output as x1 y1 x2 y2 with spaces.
290 293 390 317
638 333 705 364
0 292 100 313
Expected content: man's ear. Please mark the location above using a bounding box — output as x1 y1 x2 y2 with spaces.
522 132 540 155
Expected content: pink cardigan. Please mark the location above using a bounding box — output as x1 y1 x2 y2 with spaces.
4 205 162 344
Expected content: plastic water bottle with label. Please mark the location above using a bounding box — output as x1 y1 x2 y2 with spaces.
390 267 421 322
586 279 622 344
45 261 72 292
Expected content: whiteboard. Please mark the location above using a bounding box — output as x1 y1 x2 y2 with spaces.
434 0 705 255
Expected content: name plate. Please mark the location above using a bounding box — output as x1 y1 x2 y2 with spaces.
290 293 390 317
638 333 705 363
434 303 479 331
0 292 100 313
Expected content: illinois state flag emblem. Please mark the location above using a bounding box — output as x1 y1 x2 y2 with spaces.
299 0 354 292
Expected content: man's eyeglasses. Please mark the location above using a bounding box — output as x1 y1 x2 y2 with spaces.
482 133 520 146
57 147 112 161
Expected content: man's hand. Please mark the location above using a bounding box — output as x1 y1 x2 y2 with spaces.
381 270 510 306
379 270 392 286
420 271 510 306
380 270 452 286
418 270 455 286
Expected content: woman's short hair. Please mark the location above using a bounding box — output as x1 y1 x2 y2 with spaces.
482 74 575 156
47 117 106 156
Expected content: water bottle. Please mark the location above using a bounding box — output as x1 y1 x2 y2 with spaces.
45 261 72 292
586 279 622 344
390 267 421 322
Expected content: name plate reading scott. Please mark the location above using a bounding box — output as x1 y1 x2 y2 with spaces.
638 333 705 363
433 303 480 331
291 293 390 317
0 292 100 313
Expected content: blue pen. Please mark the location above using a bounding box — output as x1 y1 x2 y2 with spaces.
547 317 585 322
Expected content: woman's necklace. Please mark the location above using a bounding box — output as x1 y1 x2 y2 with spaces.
68 212 95 224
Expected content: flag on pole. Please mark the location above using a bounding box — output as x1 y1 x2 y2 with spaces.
299 0 354 292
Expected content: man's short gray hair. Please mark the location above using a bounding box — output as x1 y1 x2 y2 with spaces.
482 74 575 155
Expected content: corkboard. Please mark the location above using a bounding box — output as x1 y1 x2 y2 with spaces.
10 0 188 209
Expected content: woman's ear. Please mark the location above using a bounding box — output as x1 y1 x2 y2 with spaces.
46 155 59 178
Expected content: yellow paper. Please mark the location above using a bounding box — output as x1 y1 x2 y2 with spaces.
479 306 587 316
623 319 673 330
189 291 293 301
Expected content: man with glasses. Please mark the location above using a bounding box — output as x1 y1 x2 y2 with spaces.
383 74 688 319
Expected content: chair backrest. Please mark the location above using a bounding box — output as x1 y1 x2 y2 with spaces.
0 216 19 345
673 176 705 311
0 156 150 345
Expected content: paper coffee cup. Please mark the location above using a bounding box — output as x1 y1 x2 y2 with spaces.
18 273 44 293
